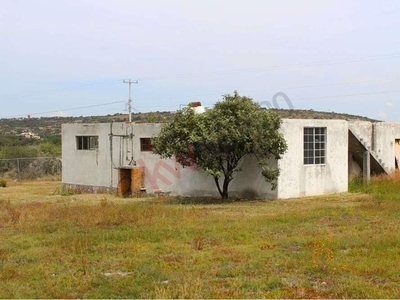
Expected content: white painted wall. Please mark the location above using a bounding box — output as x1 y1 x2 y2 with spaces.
62 122 276 198
277 119 348 199
349 121 400 172
374 122 400 171
63 119 349 199
348 121 373 149
62 123 113 189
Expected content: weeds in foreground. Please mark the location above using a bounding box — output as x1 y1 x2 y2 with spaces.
0 200 21 226
192 235 205 251
307 240 334 273
1 181 400 298
349 171 400 200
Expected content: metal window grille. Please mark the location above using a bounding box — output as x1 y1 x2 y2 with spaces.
76 136 98 150
304 127 326 165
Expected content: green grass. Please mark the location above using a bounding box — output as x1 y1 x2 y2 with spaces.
0 180 400 298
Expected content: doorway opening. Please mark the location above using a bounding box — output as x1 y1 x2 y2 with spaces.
117 167 144 197
118 168 132 197
395 139 400 169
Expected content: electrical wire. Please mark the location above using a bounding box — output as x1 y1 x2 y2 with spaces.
5 77 400 118
3 51 400 101
0 79 122 101
137 52 400 81
3 52 400 117
134 89 400 110
130 76 400 107
4 100 126 118
291 89 400 101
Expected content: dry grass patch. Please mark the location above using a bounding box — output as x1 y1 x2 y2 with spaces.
0 180 400 298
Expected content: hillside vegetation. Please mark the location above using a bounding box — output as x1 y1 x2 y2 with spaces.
0 109 377 139
0 112 175 138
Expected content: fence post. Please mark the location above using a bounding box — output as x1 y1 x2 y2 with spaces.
16 158 20 180
57 158 61 175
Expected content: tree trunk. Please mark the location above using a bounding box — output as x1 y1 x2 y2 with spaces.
214 176 229 199
214 176 223 198
222 176 229 199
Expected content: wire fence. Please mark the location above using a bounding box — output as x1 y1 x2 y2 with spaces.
0 157 61 180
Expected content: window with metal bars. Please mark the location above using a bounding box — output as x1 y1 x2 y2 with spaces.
140 138 152 151
303 127 326 165
76 136 98 150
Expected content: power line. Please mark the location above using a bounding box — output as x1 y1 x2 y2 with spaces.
131 76 400 108
134 89 400 110
4 76 400 118
4 100 126 119
2 52 400 102
0 79 122 101
261 76 400 92
291 89 400 101
3 88 399 118
3 51 400 117
137 52 400 81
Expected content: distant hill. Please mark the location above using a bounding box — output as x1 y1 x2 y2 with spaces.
0 111 175 138
0 109 378 138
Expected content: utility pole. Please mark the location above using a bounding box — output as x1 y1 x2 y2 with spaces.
123 79 138 122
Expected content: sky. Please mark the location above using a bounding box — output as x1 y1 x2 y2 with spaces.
1 0 400 120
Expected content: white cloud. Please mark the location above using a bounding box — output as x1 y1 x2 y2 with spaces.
386 102 395 109
377 111 387 120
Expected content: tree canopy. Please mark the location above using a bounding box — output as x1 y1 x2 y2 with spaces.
151 91 287 199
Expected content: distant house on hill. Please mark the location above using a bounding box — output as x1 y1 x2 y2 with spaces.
19 132 40 139
61 109 395 199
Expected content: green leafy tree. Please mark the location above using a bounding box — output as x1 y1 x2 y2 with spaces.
0 145 39 159
152 91 287 199
40 142 61 157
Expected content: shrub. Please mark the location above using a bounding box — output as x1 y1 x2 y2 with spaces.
0 179 7 187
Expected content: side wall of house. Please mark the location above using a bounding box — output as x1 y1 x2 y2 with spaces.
371 122 400 171
62 122 277 199
349 121 400 172
125 124 277 199
62 123 113 191
63 120 349 199
277 119 348 199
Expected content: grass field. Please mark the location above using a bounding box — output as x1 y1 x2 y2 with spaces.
1 178 400 298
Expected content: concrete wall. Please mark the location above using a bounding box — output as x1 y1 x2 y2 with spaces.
62 122 276 199
277 119 348 199
62 119 349 199
349 121 400 172
62 123 113 189
348 121 373 149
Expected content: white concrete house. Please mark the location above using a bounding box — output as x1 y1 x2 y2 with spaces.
64 115 393 199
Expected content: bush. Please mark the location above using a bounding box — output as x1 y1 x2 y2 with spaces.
40 142 61 157
0 179 7 187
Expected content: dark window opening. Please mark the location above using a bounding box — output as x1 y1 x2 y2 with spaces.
76 136 98 150
140 138 152 152
304 127 326 165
